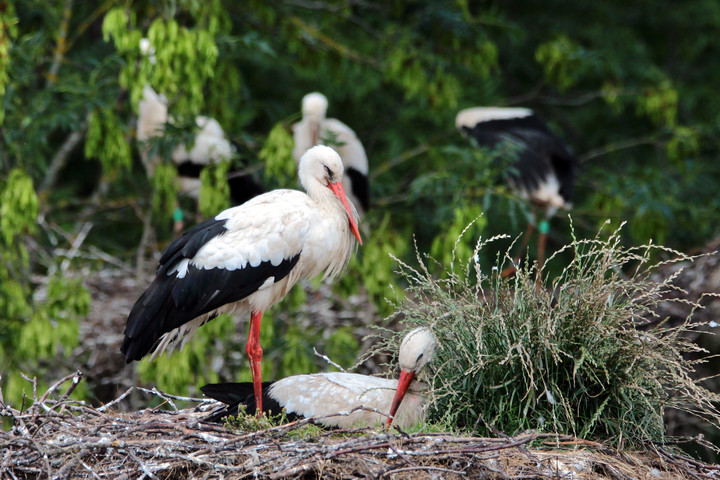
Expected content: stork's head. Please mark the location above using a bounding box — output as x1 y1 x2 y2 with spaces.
302 92 328 145
298 145 362 244
302 92 328 122
398 327 436 373
386 327 436 428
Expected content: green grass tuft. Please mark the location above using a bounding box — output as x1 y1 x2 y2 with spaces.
379 220 720 448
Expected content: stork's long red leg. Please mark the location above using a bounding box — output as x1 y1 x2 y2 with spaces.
246 310 264 416
501 221 535 278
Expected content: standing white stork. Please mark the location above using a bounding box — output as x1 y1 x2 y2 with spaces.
201 327 436 429
122 145 362 414
455 107 576 276
137 84 265 232
292 92 370 217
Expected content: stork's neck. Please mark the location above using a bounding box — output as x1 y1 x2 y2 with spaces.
137 95 168 141
305 180 345 213
302 179 359 279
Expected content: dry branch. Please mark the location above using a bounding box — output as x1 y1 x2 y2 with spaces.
1 378 718 479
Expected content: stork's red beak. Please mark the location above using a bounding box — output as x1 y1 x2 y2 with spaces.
386 369 414 429
328 181 362 245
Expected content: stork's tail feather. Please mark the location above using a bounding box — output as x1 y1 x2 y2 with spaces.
200 382 293 423
121 278 176 362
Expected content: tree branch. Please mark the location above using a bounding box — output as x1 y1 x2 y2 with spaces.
46 0 74 88
578 135 662 164
38 120 89 200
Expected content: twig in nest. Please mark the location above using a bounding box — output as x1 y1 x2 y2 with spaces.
269 461 321 480
97 387 134 412
137 386 208 413
136 387 207 404
79 459 103 480
36 370 83 409
127 448 159 479
19 373 38 409
380 465 467 477
313 347 346 372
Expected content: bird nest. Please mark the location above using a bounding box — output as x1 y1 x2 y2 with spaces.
1 372 719 479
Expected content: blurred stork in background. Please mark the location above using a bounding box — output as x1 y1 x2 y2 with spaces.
136 39 263 233
455 107 576 277
292 92 370 217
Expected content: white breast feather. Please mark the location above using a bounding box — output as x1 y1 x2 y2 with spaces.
195 116 226 140
257 277 275 290
532 174 564 207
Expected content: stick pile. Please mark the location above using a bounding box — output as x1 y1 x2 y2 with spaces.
1 373 717 479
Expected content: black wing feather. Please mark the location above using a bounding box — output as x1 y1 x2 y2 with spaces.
345 167 370 212
228 170 265 206
462 113 576 203
121 216 302 362
158 217 227 275
201 382 296 422
175 161 205 178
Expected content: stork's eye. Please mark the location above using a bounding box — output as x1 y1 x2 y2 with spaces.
416 353 424 363
323 164 334 180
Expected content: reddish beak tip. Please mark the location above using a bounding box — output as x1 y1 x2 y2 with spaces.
328 181 362 244
386 370 414 429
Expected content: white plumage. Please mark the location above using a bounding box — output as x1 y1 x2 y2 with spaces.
136 84 233 198
202 327 437 429
123 145 362 414
292 92 370 216
455 106 534 130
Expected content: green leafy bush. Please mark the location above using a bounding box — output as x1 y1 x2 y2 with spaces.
381 222 720 448
0 170 90 405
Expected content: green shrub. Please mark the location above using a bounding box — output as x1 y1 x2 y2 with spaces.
0 169 90 405
380 221 720 448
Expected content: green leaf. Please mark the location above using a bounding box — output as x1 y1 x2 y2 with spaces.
199 160 231 217
535 35 587 91
260 123 296 189
0 169 38 246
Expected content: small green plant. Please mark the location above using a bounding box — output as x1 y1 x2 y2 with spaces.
260 122 296 190
381 220 720 448
286 422 324 440
219 405 325 438
198 160 231 217
222 404 291 432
